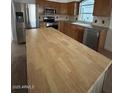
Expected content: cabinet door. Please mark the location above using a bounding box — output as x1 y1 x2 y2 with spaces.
67 2 74 15
58 21 63 32
67 2 79 16
60 3 68 15
93 0 112 16
98 30 107 51
67 24 84 43
67 24 76 39
51 2 60 14
59 22 84 43
76 26 84 43
71 25 84 43
64 23 69 35
59 21 69 35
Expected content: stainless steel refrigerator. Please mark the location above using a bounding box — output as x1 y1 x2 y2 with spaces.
14 2 39 43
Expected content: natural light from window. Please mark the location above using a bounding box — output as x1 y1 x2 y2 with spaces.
78 0 94 23
28 4 36 27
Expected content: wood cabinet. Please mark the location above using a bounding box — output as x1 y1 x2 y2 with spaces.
45 1 60 14
59 21 84 43
67 2 79 16
59 2 79 15
67 24 84 43
36 0 60 14
67 2 74 15
36 0 79 15
98 30 107 51
93 0 112 16
59 21 107 51
60 3 68 15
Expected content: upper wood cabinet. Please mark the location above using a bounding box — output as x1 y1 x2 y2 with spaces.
68 24 84 43
60 3 68 15
67 2 79 16
59 2 79 15
93 0 112 16
36 0 60 14
67 2 74 15
36 0 80 16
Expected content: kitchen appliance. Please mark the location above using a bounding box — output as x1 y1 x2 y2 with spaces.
44 8 56 15
24 4 39 28
83 28 99 50
14 2 39 43
43 16 58 29
15 12 25 43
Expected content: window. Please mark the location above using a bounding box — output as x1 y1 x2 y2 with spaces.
78 0 94 23
28 4 36 27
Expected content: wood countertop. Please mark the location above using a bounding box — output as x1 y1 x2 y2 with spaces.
26 27 111 93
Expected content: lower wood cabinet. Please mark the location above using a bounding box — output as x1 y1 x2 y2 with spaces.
59 21 84 43
98 30 107 51
69 24 84 43
58 21 107 51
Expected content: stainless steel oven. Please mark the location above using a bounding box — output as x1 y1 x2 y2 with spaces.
43 16 58 29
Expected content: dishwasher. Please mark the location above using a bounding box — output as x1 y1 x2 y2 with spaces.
83 28 99 50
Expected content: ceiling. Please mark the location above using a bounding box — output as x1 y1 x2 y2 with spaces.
47 0 81 3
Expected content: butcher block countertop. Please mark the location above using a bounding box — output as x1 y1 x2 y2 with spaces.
26 27 111 93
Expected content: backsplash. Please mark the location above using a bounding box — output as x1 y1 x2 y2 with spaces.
39 15 69 21
55 15 69 21
69 15 78 21
92 16 111 28
39 15 79 22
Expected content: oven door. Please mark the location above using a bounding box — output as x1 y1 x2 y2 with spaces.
46 22 58 29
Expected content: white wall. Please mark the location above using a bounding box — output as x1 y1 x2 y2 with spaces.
104 17 112 52
11 0 17 41
104 29 112 52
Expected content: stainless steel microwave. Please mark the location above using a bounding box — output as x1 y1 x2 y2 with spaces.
44 8 56 15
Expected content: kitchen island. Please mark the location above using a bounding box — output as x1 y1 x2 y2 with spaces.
26 27 111 93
